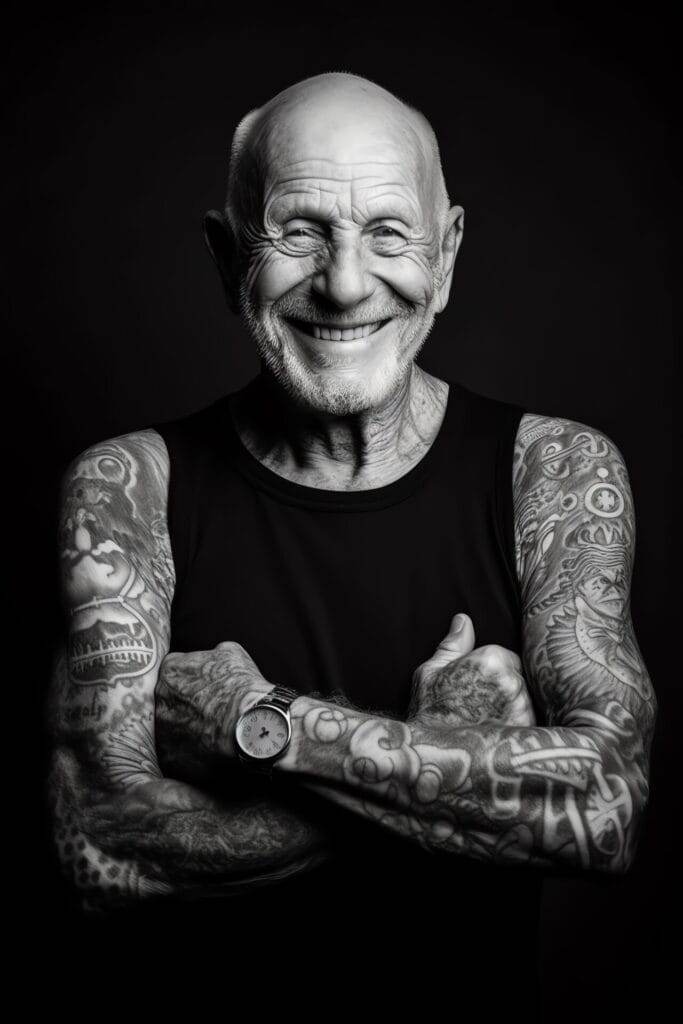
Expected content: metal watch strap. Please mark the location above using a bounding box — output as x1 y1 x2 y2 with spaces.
256 684 298 711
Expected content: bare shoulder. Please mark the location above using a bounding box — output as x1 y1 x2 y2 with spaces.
62 427 170 494
512 412 633 530
514 412 629 480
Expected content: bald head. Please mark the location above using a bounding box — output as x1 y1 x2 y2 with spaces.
225 73 450 238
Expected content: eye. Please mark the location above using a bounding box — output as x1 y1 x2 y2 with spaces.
283 220 325 240
369 223 408 248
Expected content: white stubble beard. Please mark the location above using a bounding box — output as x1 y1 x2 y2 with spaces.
238 278 441 416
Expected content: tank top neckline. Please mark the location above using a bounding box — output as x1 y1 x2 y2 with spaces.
218 377 467 513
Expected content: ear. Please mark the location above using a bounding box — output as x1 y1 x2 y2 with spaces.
203 210 242 315
433 205 464 314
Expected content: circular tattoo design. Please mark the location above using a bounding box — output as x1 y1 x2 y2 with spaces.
97 455 126 482
560 493 578 512
585 482 624 518
352 756 382 783
304 706 348 743
431 819 456 842
414 764 443 803
596 466 609 479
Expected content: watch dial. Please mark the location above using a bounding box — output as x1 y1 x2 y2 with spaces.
236 706 289 760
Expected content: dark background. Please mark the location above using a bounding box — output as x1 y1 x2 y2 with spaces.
7 1 674 1015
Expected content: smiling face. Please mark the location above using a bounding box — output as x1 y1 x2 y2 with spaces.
220 76 462 415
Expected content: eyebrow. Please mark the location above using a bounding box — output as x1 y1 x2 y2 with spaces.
267 191 332 223
269 191 419 229
364 193 418 226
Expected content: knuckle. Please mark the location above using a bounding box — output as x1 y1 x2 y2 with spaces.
507 650 523 672
215 640 243 654
476 644 520 675
477 644 505 672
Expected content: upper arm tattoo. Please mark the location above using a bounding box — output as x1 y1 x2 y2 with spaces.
513 413 656 816
54 429 174 765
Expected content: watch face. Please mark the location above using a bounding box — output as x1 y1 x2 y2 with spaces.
235 705 290 760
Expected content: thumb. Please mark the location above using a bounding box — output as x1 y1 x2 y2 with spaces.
430 613 476 669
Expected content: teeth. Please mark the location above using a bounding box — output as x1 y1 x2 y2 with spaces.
307 321 383 340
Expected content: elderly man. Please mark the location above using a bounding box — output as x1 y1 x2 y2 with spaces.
48 72 655 997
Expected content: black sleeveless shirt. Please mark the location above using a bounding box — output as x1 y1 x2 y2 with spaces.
152 375 543 1006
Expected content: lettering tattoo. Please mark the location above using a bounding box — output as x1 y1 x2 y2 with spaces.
279 416 656 874
48 431 329 908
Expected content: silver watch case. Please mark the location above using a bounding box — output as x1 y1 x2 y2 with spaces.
234 689 295 772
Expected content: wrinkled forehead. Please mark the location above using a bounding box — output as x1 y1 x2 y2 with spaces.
252 98 436 215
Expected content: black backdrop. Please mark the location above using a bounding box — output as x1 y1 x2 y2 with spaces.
8 2 674 1015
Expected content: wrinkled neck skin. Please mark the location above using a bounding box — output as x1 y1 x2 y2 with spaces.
228 363 449 491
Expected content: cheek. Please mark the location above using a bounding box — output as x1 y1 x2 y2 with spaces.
247 248 315 306
371 253 436 307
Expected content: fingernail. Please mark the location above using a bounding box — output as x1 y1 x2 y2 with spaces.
453 614 465 632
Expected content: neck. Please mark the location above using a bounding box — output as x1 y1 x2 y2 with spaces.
228 363 449 491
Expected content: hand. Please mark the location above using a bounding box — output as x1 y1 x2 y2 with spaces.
155 641 276 775
407 614 536 728
155 643 339 879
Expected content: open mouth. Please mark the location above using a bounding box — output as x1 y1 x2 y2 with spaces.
285 317 391 341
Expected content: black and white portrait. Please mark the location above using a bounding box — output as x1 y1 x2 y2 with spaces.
12 4 673 1020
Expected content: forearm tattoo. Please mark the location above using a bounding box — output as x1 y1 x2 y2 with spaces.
281 416 656 873
47 431 327 909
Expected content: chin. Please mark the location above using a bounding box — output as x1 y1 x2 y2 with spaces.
269 347 412 415
242 300 437 416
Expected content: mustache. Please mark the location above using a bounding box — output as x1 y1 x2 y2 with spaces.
269 294 416 324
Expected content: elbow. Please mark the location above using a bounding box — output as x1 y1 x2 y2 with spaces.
597 781 652 878
603 841 640 878
618 797 652 877
578 728 654 878
48 746 170 910
47 745 119 907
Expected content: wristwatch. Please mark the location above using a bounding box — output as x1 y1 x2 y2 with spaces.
234 684 299 776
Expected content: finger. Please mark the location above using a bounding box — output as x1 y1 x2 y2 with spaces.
432 613 476 665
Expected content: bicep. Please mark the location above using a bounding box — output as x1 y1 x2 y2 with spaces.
513 414 657 746
51 429 175 786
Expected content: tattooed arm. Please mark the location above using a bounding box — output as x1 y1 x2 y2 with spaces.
261 416 656 873
46 430 330 908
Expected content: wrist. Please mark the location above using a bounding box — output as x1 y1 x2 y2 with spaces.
274 693 317 773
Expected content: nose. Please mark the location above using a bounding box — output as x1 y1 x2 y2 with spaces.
311 239 375 310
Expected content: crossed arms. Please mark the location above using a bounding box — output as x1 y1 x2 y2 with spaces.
47 415 657 907
159 412 656 871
